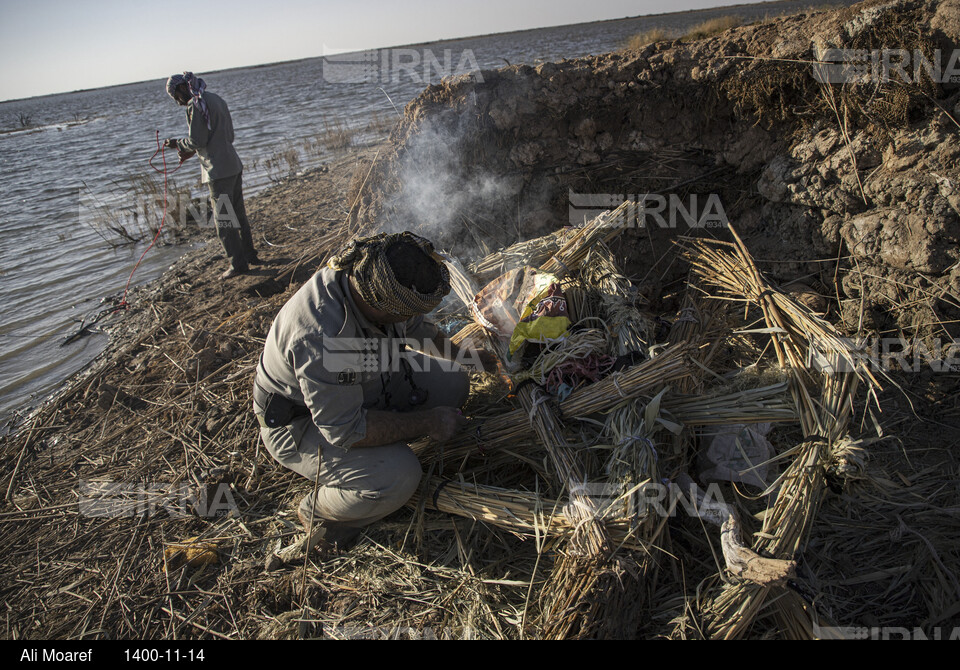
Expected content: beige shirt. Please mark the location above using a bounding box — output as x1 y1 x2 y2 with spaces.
176 90 243 184
255 267 439 448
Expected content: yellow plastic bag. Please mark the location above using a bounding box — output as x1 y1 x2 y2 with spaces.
508 275 570 356
471 267 571 358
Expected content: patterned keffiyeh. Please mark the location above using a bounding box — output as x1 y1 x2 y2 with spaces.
329 232 451 319
165 72 211 130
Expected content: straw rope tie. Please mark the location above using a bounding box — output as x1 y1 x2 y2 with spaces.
431 479 454 511
611 374 627 398
619 435 658 462
548 256 572 276
527 387 552 421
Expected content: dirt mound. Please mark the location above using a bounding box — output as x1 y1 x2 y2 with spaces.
353 0 960 339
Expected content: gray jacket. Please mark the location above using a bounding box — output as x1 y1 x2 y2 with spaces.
255 268 439 449
176 90 242 183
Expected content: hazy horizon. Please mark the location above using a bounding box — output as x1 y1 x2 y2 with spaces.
0 0 811 103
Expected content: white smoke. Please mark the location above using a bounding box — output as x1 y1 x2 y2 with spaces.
377 92 524 258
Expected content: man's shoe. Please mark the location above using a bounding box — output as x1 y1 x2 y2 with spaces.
298 509 362 553
264 512 362 570
220 267 247 279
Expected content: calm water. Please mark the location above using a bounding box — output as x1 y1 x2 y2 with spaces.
0 1 855 426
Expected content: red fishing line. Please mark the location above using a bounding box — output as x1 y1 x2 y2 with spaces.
116 131 186 310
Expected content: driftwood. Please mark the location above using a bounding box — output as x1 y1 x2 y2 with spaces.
673 474 796 587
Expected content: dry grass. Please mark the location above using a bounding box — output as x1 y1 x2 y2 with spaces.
680 16 742 42
622 27 673 51
82 173 203 248
364 111 397 137
313 118 357 154
260 148 303 182
719 3 943 136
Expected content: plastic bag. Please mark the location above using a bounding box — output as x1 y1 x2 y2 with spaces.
471 267 571 358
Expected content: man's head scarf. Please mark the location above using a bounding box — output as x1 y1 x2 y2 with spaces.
165 72 211 130
329 232 451 319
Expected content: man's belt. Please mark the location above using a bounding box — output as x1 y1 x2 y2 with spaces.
253 381 311 428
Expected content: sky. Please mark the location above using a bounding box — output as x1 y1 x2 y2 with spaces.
1 0 774 102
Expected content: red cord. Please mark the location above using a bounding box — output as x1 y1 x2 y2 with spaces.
117 131 185 310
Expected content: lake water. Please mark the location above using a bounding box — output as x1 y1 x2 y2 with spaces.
0 1 857 426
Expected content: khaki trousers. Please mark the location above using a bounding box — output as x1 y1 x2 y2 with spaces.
258 356 469 530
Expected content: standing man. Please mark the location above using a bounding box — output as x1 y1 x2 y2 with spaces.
254 232 494 557
164 72 258 279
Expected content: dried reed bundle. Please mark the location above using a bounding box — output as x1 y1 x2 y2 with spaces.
678 226 880 391
413 342 693 463
517 384 609 555
409 477 646 550
450 321 484 347
512 327 610 386
441 253 481 312
667 276 728 395
678 227 879 639
558 342 692 419
468 230 568 285
581 241 653 356
704 364 865 639
664 383 796 426
539 203 631 279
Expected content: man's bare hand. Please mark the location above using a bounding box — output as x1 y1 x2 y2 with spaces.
428 407 468 442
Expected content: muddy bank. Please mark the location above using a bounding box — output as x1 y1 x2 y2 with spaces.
0 146 384 639
353 0 960 338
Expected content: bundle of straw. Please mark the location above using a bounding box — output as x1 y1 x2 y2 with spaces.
538 203 631 279
677 226 880 639
581 241 653 356
468 229 568 285
409 477 647 551
678 227 880 392
511 327 610 387
667 276 728 395
414 338 693 464
441 253 481 312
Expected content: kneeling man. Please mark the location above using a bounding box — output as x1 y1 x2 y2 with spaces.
254 232 489 552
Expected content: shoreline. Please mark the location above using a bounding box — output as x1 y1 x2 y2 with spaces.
1 141 383 437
